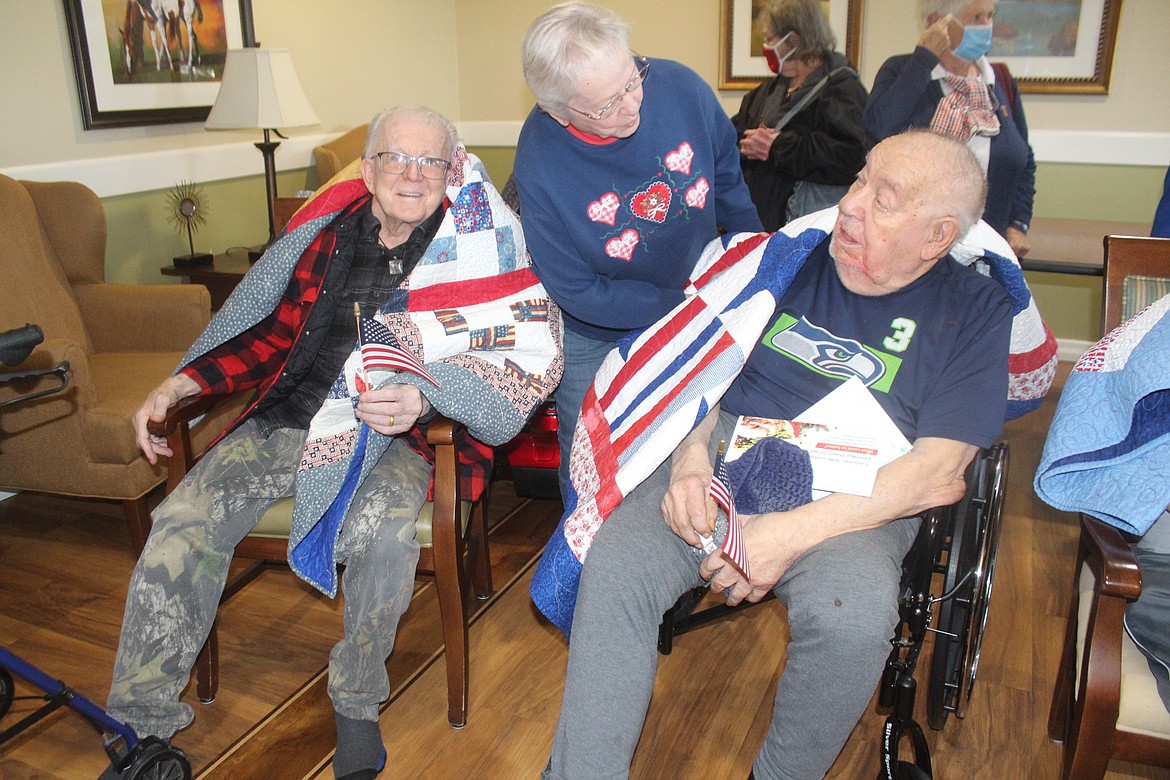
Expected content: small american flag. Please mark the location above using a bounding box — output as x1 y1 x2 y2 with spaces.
358 315 441 388
709 445 749 578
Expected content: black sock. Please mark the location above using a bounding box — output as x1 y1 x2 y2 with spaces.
333 713 385 778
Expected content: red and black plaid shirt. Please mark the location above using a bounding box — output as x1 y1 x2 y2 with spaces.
182 196 494 501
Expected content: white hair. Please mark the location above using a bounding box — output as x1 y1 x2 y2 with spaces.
521 2 631 116
918 0 997 28
364 105 459 160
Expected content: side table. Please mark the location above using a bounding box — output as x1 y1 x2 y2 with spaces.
160 247 252 310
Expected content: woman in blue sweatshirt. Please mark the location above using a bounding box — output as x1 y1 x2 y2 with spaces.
514 2 762 500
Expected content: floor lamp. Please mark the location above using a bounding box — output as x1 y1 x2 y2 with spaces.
205 48 319 260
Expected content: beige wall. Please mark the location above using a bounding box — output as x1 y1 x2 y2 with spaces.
0 0 459 168
2 0 1168 343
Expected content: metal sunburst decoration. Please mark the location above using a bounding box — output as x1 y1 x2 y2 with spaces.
167 180 213 266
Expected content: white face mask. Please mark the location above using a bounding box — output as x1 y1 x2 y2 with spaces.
763 32 794 74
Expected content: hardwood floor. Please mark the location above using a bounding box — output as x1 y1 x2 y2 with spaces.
2 363 1168 779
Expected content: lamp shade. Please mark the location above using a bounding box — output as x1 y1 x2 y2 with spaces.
205 48 319 130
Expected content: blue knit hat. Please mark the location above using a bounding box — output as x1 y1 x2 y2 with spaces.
727 435 814 514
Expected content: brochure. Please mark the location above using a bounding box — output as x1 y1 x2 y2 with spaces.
729 377 911 499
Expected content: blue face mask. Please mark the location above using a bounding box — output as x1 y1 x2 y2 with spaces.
952 23 993 61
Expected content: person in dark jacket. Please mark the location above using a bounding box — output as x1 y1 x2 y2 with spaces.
733 0 870 231
865 0 1036 257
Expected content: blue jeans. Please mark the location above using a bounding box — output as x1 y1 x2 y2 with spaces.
554 328 617 505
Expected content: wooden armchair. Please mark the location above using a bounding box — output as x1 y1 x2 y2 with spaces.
0 174 238 554
151 395 493 728
1047 515 1170 778
1047 233 1170 778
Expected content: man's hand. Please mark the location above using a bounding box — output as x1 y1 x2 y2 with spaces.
356 383 430 436
1005 226 1030 258
661 464 716 547
133 374 201 465
919 14 963 58
740 126 779 161
697 512 804 606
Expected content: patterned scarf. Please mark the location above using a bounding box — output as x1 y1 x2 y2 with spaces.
931 74 1001 142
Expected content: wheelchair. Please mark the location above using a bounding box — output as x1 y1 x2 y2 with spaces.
657 442 1010 780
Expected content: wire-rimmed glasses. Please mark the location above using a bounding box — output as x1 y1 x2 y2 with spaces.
370 151 451 180
567 54 650 122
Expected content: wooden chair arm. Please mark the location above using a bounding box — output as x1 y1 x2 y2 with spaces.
147 394 232 494
1080 514 1142 601
426 414 457 446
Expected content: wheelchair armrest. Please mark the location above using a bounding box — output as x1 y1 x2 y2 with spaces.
1080 514 1142 601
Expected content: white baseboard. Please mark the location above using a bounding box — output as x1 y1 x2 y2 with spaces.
1057 338 1093 363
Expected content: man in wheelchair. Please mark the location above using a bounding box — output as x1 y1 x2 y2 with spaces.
540 131 1016 779
100 106 560 779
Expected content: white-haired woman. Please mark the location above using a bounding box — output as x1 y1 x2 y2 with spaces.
865 0 1035 257
514 1 762 501
733 0 870 231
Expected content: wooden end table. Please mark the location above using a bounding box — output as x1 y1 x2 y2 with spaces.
161 247 253 310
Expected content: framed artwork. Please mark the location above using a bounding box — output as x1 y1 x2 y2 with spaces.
64 0 245 129
988 0 1122 94
719 0 863 90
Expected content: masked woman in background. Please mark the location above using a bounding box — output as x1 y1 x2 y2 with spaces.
733 0 870 231
865 0 1035 257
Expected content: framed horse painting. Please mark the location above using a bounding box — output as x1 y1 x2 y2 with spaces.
64 0 245 129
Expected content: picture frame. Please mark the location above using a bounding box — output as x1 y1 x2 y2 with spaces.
989 0 1122 94
719 0 863 90
64 0 245 129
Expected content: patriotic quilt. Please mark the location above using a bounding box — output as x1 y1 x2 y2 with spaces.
531 206 1057 635
180 147 562 597
1035 292 1170 536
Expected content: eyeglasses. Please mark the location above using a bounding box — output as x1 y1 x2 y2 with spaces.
568 54 650 122
370 151 451 180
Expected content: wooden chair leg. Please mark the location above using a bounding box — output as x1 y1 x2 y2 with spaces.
122 496 152 555
471 495 493 600
195 623 219 704
434 553 470 728
1048 569 1080 744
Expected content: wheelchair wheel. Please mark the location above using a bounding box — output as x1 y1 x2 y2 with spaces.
124 737 191 780
926 443 1008 731
0 666 12 720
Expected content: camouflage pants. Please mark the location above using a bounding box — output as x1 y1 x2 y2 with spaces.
106 419 428 738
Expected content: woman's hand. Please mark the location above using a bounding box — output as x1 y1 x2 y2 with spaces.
1005 226 1031 258
918 14 963 58
356 383 430 436
740 126 779 161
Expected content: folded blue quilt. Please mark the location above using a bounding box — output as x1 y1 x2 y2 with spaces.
1034 293 1170 535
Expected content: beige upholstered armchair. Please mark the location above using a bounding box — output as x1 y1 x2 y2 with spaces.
0 174 239 553
312 124 368 186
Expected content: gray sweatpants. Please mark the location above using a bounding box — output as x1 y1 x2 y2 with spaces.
544 411 919 780
106 419 428 738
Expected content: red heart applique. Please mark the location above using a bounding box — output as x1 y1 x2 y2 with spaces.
587 192 621 225
665 142 694 175
630 182 672 224
605 229 640 261
685 178 709 209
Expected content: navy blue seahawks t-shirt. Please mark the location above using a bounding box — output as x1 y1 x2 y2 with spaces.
720 239 1013 448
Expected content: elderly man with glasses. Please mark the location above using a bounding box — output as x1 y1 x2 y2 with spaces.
513 1 763 505
101 105 561 780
